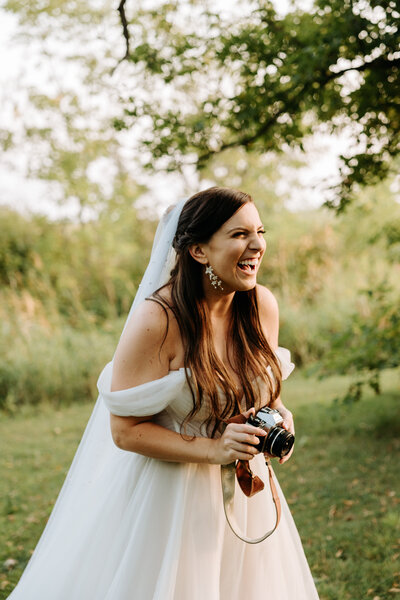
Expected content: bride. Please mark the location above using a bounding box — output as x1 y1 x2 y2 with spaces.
8 187 319 599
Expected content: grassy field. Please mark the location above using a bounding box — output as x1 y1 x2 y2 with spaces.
1 370 399 599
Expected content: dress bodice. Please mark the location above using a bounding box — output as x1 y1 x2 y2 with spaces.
97 347 295 436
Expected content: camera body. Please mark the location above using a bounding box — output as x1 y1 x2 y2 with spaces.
247 407 295 458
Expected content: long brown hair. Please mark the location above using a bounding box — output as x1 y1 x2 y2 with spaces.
151 187 282 436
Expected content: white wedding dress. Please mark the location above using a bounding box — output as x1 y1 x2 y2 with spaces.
8 349 319 600
8 200 319 600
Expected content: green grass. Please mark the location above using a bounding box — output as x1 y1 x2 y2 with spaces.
0 402 93 596
276 369 400 599
1 371 399 599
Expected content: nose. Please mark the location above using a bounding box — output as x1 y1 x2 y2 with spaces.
248 232 265 252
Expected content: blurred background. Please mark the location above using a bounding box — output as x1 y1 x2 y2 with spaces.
0 1 399 598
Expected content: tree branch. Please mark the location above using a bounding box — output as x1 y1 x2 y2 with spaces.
328 55 400 80
198 106 286 165
118 0 130 60
198 55 400 165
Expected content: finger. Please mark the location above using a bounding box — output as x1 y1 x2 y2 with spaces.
282 420 295 435
235 451 258 461
279 447 294 464
226 426 266 441
228 441 259 457
234 424 267 436
230 439 259 453
224 450 257 463
233 432 263 445
242 407 256 419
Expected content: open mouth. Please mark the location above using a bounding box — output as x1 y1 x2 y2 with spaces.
237 259 258 273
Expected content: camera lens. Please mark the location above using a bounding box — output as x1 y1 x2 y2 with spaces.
265 426 294 458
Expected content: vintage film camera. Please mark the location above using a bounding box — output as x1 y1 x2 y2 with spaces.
247 407 295 458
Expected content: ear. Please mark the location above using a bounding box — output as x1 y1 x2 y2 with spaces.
188 244 208 265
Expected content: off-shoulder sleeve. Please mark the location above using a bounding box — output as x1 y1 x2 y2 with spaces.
275 346 295 380
97 362 187 417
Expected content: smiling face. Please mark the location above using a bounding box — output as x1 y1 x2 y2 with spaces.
190 201 266 293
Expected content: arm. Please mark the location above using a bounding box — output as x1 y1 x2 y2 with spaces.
256 284 295 464
110 299 266 464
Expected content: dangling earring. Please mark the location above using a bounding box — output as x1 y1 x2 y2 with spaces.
205 265 224 291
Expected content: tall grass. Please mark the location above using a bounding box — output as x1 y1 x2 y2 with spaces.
1 188 399 410
0 319 122 411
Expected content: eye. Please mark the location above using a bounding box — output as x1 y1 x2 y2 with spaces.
258 230 266 235
232 232 246 238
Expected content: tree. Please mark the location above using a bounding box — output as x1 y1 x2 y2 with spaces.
1 0 144 221
317 284 400 403
115 0 400 210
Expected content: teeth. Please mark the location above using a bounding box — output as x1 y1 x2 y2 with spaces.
239 259 258 266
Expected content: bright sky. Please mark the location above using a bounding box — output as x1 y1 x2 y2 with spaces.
0 0 349 219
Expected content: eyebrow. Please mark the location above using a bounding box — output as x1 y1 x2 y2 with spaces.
226 225 265 233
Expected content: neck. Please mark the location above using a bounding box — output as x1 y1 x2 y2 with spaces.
202 276 235 318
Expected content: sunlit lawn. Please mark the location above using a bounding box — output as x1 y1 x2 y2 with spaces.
1 370 399 599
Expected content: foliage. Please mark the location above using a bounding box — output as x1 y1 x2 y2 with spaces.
0 206 156 325
1 176 399 409
315 284 400 403
0 212 123 403
2 0 399 414
115 0 400 209
1 0 142 219
308 183 400 401
0 320 122 412
0 203 154 411
0 205 157 410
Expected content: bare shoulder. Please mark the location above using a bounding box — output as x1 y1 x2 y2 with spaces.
123 296 171 345
256 284 279 318
255 284 279 349
112 291 178 390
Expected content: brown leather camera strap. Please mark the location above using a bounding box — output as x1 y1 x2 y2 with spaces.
220 413 282 544
221 458 281 544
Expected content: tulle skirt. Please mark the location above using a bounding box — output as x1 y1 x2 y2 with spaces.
9 442 319 600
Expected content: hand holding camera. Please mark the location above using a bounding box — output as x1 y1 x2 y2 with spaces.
246 406 295 462
211 406 294 465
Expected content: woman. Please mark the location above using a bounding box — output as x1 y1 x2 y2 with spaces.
8 187 319 599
